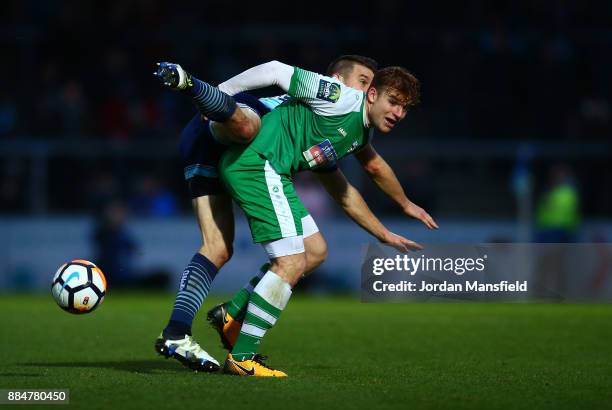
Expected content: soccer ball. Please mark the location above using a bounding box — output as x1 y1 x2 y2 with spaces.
51 259 107 314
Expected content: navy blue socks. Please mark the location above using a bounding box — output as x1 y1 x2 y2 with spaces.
185 76 237 122
163 253 218 339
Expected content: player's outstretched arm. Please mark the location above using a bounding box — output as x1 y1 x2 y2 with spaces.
354 144 439 230
218 61 294 95
315 169 423 252
205 61 293 145
219 61 361 119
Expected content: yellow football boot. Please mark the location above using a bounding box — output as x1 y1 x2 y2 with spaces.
223 354 287 377
206 303 242 350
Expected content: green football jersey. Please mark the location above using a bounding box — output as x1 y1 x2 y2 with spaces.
249 67 374 175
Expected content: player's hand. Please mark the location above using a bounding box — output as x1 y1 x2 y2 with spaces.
403 202 439 229
381 231 423 253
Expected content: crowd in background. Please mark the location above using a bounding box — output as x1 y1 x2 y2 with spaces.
1 0 611 218
3 1 611 140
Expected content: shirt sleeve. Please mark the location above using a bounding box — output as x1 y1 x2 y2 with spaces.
288 67 364 117
218 61 294 96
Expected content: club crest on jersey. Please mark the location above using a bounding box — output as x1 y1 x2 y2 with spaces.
303 139 338 168
317 80 341 103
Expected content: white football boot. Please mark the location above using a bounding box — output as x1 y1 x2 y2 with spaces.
155 334 220 372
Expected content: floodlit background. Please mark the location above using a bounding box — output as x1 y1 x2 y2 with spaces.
1 0 611 296
2 3 612 409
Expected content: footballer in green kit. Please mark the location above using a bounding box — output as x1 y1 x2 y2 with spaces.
219 63 421 246
155 59 438 377
220 68 377 242
216 61 424 376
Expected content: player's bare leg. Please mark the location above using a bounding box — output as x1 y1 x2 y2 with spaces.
155 62 259 144
303 232 328 275
209 108 261 145
223 251 305 377
268 252 308 287
207 230 327 350
155 193 235 372
193 195 235 268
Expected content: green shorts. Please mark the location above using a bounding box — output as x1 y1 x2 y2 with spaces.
219 145 308 243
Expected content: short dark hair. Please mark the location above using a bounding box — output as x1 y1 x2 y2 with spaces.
326 55 378 77
372 66 421 108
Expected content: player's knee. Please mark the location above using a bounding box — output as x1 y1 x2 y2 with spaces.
270 253 307 286
314 245 328 268
218 243 234 264
235 120 258 142
306 242 327 272
304 233 328 274
200 242 233 268
283 253 306 274
229 107 260 142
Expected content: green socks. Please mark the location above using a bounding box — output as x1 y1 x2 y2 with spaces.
231 270 292 361
226 263 270 319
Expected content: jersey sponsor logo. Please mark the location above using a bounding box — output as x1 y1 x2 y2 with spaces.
337 127 347 137
303 139 338 169
316 80 341 103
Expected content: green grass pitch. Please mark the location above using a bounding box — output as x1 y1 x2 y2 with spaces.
1 293 611 410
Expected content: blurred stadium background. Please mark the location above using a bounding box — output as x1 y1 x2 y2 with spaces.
1 0 611 297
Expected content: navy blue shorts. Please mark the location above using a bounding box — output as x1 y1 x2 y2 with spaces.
179 93 270 198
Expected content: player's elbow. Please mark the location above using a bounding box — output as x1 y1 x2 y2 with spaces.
326 184 349 207
259 60 284 75
264 60 294 90
363 160 384 176
266 60 284 69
